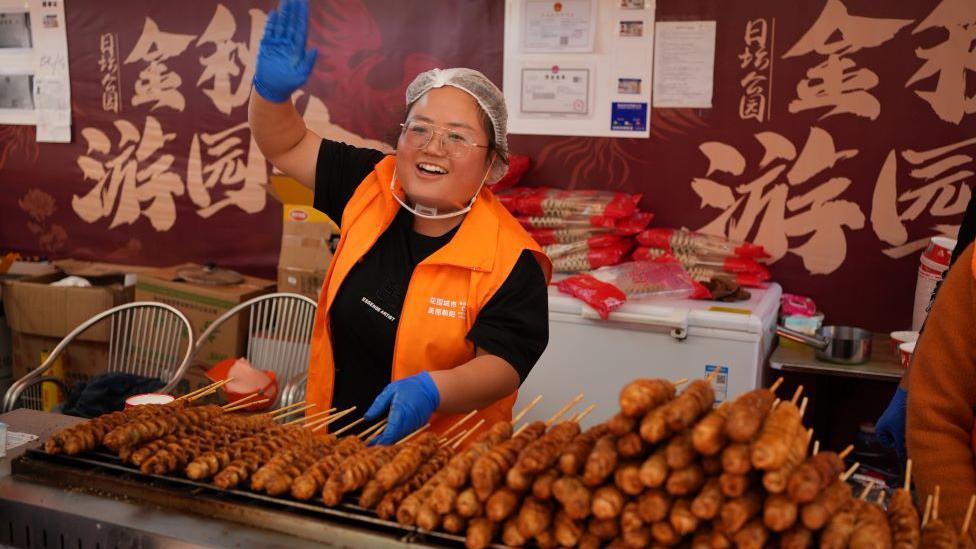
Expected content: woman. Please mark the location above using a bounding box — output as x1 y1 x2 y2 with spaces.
249 0 551 445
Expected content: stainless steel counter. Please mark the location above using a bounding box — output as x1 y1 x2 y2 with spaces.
0 409 448 548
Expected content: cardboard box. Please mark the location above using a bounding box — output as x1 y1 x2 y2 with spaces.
277 204 333 301
135 264 275 390
2 272 133 343
11 331 108 386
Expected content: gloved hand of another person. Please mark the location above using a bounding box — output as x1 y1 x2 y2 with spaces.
253 0 318 103
876 386 907 458
364 371 441 446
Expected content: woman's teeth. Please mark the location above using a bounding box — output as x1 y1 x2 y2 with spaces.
418 162 448 175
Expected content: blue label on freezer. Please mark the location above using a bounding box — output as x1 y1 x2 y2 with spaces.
705 365 729 404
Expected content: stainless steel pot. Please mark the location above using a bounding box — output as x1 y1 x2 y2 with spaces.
776 325 872 365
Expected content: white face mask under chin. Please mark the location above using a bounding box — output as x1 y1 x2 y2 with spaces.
389 164 491 220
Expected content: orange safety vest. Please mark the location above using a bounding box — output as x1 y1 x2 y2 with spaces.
305 155 552 439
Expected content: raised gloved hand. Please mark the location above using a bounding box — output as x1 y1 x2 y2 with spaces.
253 0 318 103
364 371 441 446
876 387 907 458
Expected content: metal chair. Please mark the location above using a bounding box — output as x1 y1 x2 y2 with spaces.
2 302 195 413
189 293 317 408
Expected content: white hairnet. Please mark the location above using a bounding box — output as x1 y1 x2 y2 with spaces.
405 68 509 182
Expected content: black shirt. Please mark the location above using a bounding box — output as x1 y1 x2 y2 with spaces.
313 139 549 422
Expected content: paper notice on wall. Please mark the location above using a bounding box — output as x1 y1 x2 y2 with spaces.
652 21 716 108
29 0 71 142
34 74 70 141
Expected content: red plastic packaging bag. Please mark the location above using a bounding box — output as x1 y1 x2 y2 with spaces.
556 261 696 319
516 189 642 219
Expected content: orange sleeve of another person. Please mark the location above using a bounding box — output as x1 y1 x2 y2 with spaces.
907 242 976 540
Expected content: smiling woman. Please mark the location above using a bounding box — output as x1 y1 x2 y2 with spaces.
247 0 552 446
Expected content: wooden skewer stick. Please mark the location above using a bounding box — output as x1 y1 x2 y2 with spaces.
306 407 356 430
790 385 804 406
798 397 809 418
513 422 530 437
840 462 860 482
331 417 366 436
904 459 913 491
224 398 270 412
922 494 934 527
770 377 784 392
839 444 855 459
309 408 358 432
875 490 886 505
444 425 474 448
546 393 584 426
452 419 486 449
177 380 223 401
673 378 689 387
440 410 479 441
286 407 338 426
396 424 431 446
512 395 542 425
221 392 263 409
705 371 719 383
365 424 386 444
267 401 310 417
772 398 781 409
859 481 874 500
187 378 234 402
358 420 388 440
271 404 319 420
961 494 976 535
812 440 820 456
573 404 597 424
933 485 941 521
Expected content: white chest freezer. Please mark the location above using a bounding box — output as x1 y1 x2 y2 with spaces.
515 283 782 426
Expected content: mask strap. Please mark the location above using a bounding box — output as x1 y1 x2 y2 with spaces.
389 163 491 220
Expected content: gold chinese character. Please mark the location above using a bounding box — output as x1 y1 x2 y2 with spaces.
124 18 194 111
783 0 912 120
73 117 184 231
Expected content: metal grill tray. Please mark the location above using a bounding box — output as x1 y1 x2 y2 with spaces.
15 448 472 547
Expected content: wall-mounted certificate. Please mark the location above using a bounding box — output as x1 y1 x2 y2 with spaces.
520 67 590 115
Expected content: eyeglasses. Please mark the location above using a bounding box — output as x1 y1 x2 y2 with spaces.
399 120 489 158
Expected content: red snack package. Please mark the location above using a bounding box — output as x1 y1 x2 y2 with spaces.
517 215 616 230
614 212 655 236
556 273 628 319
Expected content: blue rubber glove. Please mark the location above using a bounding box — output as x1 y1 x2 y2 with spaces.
253 0 318 103
364 371 441 446
876 387 907 458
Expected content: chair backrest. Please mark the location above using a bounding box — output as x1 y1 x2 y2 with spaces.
3 302 194 412
190 293 317 407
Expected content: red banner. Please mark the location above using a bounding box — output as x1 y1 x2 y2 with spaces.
1 0 973 331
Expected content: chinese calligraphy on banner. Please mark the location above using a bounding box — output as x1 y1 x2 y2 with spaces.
0 0 972 330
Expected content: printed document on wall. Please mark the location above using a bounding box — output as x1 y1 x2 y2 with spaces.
653 21 716 108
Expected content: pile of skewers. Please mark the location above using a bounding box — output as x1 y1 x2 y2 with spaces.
42 377 972 548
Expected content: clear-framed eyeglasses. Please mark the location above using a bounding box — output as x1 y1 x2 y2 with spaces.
399 120 490 158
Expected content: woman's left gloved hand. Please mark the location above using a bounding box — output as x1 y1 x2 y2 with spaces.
364 371 440 445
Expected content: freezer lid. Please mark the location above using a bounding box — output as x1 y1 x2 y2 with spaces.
548 282 782 334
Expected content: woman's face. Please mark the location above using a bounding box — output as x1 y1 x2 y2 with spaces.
395 86 494 213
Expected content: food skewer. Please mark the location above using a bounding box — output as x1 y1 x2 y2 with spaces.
513 395 543 424
223 398 270 412
359 420 388 440
221 392 264 409
306 407 357 430
176 380 226 401
187 379 234 402
270 403 318 419
397 424 432 446
440 410 479 441
573 404 596 423
546 393 585 426
962 494 976 535
331 418 366 437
